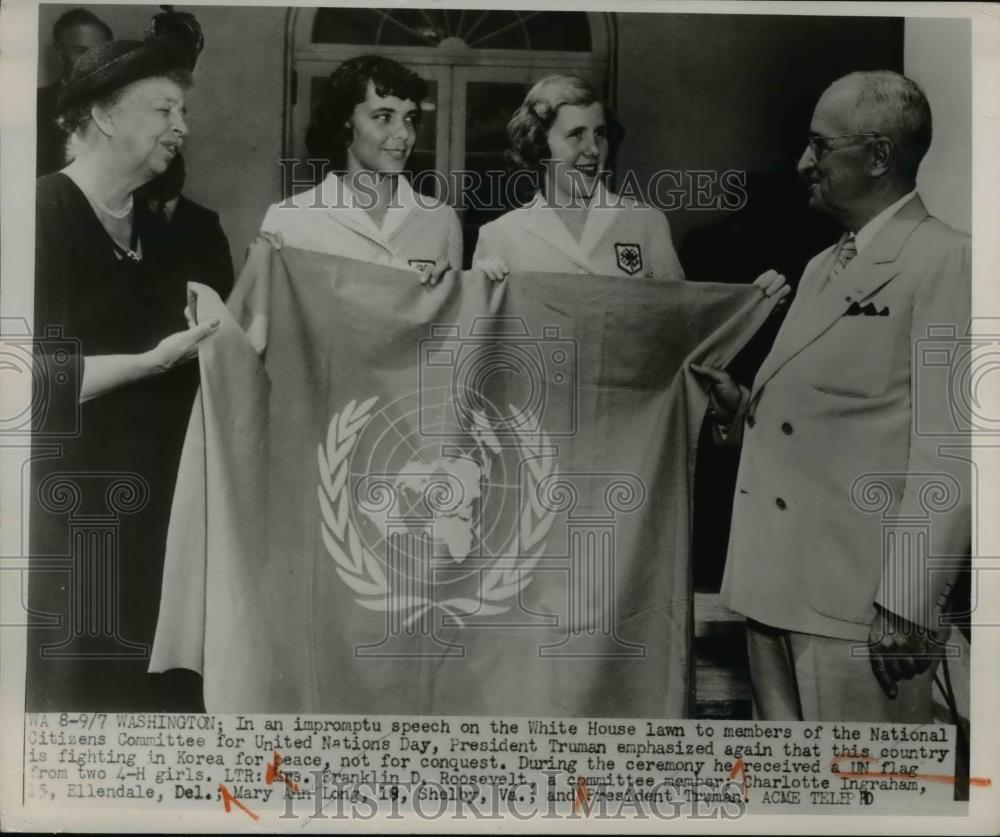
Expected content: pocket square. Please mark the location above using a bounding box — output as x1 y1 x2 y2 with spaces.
844 301 890 317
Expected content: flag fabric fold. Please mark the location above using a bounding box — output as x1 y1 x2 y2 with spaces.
151 239 776 716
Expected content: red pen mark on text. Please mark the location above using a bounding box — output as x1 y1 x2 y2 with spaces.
219 783 259 820
572 775 590 815
266 750 300 792
831 754 992 788
729 756 749 800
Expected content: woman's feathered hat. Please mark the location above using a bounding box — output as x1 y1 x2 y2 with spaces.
56 8 203 115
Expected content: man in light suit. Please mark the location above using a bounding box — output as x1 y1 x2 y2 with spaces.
692 70 970 722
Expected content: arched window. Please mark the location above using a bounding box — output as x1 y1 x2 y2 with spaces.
311 8 594 51
285 8 614 263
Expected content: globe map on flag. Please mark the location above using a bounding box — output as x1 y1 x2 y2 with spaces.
360 454 487 562
347 388 525 579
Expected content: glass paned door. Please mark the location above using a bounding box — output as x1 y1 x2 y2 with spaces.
457 79 533 259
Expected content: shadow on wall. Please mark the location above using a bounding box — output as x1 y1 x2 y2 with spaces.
683 88 842 592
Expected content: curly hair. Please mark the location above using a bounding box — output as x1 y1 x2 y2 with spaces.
306 55 428 169
506 75 624 173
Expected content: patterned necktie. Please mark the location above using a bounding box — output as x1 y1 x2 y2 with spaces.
828 234 858 282
814 234 857 298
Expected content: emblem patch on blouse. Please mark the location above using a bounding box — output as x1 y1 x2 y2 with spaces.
408 259 436 271
614 243 642 276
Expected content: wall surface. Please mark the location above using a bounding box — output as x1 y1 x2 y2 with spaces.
905 17 972 234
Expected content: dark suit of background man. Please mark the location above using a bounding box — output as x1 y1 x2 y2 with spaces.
694 71 970 722
37 8 112 176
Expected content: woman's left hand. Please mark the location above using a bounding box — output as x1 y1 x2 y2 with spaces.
147 320 220 372
752 269 790 301
419 258 453 286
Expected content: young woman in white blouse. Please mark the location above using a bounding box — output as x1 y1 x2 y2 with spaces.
260 55 461 283
474 74 787 304
473 75 683 281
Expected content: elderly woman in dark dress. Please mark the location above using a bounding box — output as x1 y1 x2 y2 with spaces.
29 11 232 711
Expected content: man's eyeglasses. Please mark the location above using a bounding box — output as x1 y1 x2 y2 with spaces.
806 132 882 158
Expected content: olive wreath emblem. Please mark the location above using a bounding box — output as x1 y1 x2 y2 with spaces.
318 397 557 626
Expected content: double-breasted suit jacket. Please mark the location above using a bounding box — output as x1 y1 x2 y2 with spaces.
721 195 971 641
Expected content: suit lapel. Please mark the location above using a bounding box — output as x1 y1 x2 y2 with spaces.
324 186 382 244
323 174 410 250
579 184 622 257
380 176 418 243
751 250 836 394
750 196 929 400
526 195 596 273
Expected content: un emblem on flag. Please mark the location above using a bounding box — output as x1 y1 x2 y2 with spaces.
317 390 558 630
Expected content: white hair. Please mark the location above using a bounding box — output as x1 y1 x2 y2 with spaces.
837 70 932 177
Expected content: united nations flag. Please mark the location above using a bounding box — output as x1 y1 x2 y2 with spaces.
152 240 777 716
